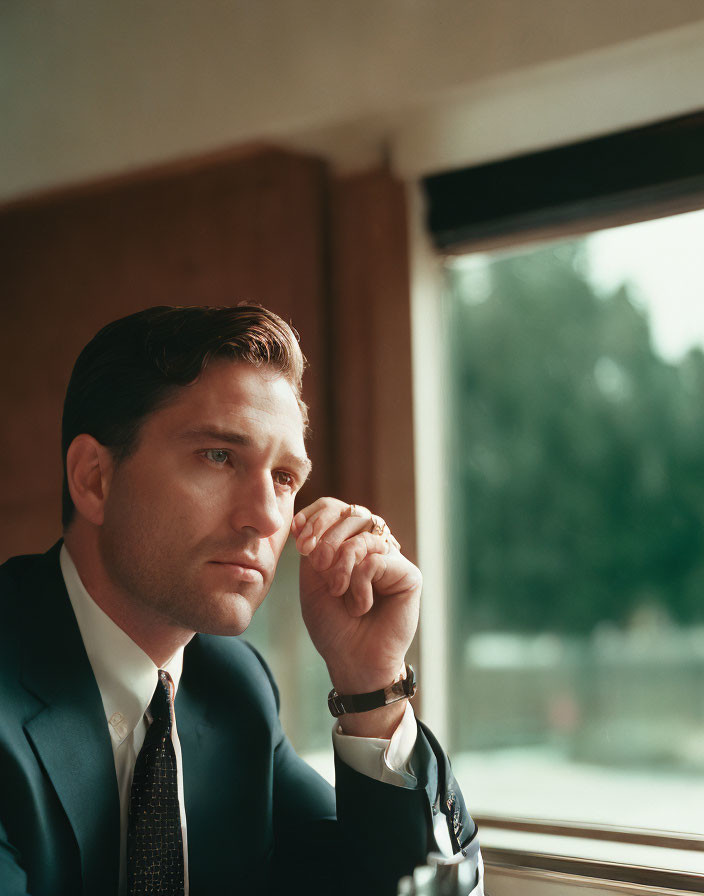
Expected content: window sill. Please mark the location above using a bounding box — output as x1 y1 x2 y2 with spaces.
479 817 704 891
484 852 703 896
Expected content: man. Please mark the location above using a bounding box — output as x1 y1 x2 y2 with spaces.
0 305 483 895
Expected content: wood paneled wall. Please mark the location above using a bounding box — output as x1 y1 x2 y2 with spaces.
330 170 417 561
0 149 332 559
0 148 415 567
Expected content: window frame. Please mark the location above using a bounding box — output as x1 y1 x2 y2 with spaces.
410 113 704 887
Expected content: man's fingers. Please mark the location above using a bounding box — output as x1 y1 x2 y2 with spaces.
344 553 387 617
292 497 339 536
344 581 373 618
292 498 348 553
341 548 416 617
294 500 378 559
327 533 390 594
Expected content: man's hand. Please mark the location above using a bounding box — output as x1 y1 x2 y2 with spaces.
291 497 421 737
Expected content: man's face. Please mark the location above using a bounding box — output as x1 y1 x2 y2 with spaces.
98 359 310 637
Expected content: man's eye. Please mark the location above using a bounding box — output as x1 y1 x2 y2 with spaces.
273 470 295 489
203 448 230 465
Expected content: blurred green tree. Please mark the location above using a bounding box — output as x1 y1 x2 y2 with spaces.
446 241 704 635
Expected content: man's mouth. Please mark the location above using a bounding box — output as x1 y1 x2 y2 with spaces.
209 560 265 583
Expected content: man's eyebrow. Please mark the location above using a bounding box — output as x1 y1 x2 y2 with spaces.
179 426 312 481
292 456 313 485
179 426 251 447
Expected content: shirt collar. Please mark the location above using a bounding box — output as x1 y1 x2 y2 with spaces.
60 544 184 748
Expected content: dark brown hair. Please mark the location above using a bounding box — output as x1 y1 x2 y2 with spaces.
61 304 307 527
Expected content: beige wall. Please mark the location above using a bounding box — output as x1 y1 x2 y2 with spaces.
2 0 704 201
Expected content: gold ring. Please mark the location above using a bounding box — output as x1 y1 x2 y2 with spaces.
369 514 386 536
347 504 401 551
347 503 370 520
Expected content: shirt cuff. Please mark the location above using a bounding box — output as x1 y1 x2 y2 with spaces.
331 699 418 787
426 847 485 895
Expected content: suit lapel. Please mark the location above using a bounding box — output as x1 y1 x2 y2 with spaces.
20 543 120 895
176 636 277 892
176 638 220 890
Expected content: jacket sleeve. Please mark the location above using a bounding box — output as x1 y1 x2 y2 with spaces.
248 642 481 896
333 721 482 896
267 710 481 895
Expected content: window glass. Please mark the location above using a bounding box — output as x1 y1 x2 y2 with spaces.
444 209 704 835
245 542 334 779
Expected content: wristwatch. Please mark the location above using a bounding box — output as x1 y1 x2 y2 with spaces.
327 663 417 717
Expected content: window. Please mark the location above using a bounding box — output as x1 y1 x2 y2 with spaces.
421 114 704 884
443 211 704 872
243 542 332 773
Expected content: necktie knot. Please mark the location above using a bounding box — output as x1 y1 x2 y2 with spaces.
149 670 173 731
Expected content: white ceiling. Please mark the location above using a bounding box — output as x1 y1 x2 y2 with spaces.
2 0 704 201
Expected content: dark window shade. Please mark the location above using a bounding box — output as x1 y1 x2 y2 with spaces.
423 112 704 251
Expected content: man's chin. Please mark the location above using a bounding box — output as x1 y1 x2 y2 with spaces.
189 590 262 637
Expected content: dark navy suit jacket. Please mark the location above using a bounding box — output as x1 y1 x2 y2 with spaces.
0 543 478 895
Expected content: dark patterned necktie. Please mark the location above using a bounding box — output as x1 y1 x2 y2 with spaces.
127 670 185 896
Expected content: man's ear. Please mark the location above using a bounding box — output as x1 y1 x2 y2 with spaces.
65 435 115 526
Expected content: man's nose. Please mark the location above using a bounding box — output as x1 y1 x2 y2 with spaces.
230 474 284 538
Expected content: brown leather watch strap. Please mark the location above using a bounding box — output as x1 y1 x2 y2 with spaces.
327 664 417 717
